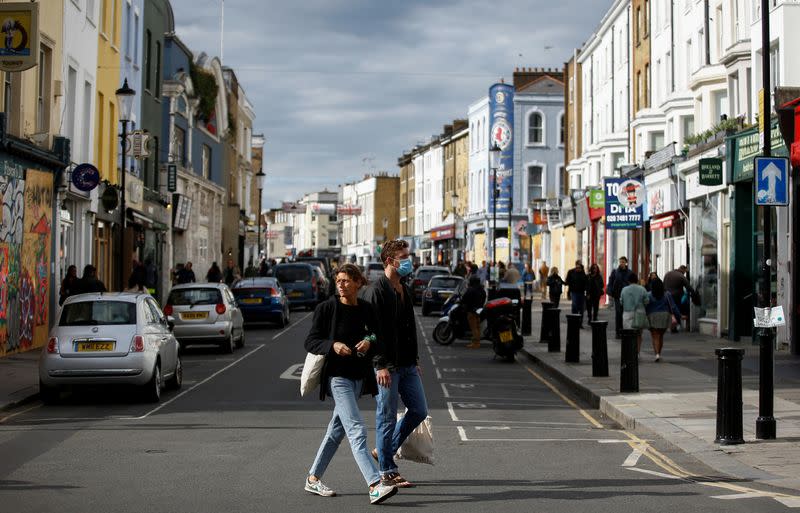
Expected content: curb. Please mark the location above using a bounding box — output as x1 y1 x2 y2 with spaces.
0 389 39 413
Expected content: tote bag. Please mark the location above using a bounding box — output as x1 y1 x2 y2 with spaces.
396 412 435 465
632 305 650 329
300 353 325 397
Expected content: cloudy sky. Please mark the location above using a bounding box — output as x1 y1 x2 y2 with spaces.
171 0 613 209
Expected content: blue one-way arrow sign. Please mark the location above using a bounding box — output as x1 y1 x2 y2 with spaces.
755 157 789 206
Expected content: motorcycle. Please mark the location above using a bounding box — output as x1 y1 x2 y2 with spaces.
432 292 523 361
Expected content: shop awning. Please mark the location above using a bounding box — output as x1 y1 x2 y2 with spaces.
650 213 678 231
430 224 455 241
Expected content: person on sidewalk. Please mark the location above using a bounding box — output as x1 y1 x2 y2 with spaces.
304 264 398 504
645 277 682 362
547 267 566 307
477 261 489 286
620 273 649 352
462 275 487 348
565 261 588 327
664 265 694 332
59 265 79 305
522 263 535 297
539 261 549 299
206 262 223 283
503 261 521 284
360 239 428 489
75 264 106 294
607 256 636 339
585 263 604 322
176 262 196 284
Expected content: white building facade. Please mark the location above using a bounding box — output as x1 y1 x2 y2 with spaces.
466 96 490 264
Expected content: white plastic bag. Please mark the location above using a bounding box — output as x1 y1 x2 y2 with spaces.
300 353 325 397
396 413 435 465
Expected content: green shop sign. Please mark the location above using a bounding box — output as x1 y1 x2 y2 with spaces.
699 158 723 186
588 188 604 208
731 124 787 182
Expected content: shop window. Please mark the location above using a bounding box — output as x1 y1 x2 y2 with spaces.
697 196 718 319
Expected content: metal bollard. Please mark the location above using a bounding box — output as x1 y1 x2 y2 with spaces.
619 329 639 393
522 297 533 336
539 301 554 344
565 314 581 363
545 308 561 352
715 347 745 445
590 321 609 377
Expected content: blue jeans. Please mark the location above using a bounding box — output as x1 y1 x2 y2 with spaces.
570 292 586 322
309 377 380 486
375 365 429 474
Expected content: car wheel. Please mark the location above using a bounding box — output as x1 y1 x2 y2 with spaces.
165 355 183 390
236 329 245 348
221 333 235 354
39 380 60 405
141 363 162 403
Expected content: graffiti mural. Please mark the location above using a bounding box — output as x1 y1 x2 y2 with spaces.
0 167 53 356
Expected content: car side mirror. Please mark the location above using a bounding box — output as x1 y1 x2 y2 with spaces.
167 316 175 331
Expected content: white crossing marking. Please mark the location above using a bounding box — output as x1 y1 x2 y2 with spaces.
625 467 684 480
453 402 487 409
622 448 643 467
435 368 442 379
711 492 771 500
475 426 511 430
280 363 304 380
457 426 468 441
440 382 449 398
448 402 460 421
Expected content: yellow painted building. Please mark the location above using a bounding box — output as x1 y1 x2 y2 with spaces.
94 0 123 287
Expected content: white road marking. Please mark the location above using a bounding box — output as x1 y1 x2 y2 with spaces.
440 382 449 398
453 402 487 409
0 404 41 424
436 355 459 360
435 368 442 379
622 448 644 467
447 383 475 389
475 426 511 430
448 402 460 421
280 363 304 380
775 497 800 508
273 312 312 340
127 344 266 420
711 492 772 500
429 355 436 365
442 368 466 372
457 426 468 440
625 467 684 480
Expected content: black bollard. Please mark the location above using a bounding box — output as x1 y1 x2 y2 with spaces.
619 329 639 393
590 321 609 377
545 308 561 352
715 347 745 445
522 297 533 336
565 314 581 363
539 302 554 344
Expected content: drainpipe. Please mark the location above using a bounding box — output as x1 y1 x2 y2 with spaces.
670 0 675 92
704 0 711 65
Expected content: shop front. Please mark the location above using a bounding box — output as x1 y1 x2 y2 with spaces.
644 167 686 279
430 224 456 267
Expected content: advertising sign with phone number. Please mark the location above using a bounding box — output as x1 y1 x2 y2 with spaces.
603 177 646 229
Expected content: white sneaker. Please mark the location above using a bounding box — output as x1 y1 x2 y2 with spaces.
369 483 397 505
305 477 336 497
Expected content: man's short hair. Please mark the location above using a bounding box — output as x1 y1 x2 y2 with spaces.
381 239 409 266
619 256 628 263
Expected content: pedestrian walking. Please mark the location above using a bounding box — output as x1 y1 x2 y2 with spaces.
462 275 487 349
565 261 588 326
76 264 106 294
59 265 79 305
453 261 467 277
607 256 636 339
539 261 550 299
645 277 682 362
206 262 223 283
477 261 489 286
503 261 521 284
223 258 241 286
547 267 566 307
360 239 428 489
644 271 659 292
304 263 398 504
176 262 196 284
585 263 605 322
620 273 649 352
522 262 535 296
664 265 694 332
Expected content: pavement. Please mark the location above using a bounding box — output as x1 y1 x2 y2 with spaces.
5 300 800 494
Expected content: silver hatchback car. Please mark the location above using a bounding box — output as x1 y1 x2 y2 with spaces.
164 283 245 353
39 292 182 404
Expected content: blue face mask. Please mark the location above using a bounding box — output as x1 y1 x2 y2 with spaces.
396 257 413 277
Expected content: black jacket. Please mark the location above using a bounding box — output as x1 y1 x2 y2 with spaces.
607 266 635 299
565 268 588 294
586 272 605 299
461 284 486 313
304 296 380 401
359 275 418 371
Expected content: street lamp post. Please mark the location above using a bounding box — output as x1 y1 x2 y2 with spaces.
115 79 136 291
489 143 501 265
256 167 266 261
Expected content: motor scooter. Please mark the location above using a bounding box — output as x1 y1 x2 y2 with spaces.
432 293 523 361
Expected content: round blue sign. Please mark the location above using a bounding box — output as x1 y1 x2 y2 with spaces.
71 163 100 192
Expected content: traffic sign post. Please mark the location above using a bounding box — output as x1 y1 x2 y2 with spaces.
754 157 789 206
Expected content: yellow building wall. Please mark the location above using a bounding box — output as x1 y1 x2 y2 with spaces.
95 0 122 182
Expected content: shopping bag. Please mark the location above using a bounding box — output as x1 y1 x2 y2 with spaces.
300 353 325 397
632 306 650 329
396 413 435 465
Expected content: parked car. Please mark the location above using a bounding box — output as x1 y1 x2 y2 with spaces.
411 266 451 304
311 267 331 301
366 261 385 283
421 275 465 316
232 277 291 327
273 263 320 310
164 283 245 353
296 256 336 296
39 292 182 404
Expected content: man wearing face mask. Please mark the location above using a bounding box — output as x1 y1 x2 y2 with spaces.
360 239 428 489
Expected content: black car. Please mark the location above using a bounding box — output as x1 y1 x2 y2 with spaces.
421 275 465 316
411 266 450 305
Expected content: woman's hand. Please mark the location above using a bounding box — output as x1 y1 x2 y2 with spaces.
354 339 370 356
333 341 352 356
376 368 391 388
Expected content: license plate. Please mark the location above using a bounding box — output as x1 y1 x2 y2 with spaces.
75 341 115 352
181 311 208 320
289 291 303 298
499 330 513 343
240 298 263 304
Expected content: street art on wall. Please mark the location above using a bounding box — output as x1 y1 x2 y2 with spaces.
0 167 53 355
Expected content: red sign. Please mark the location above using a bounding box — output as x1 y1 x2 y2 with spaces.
337 204 362 216
650 213 677 231
430 225 455 241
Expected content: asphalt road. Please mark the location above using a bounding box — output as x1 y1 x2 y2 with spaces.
0 306 796 512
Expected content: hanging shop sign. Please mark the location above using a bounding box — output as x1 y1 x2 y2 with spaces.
649 212 678 231
560 196 575 227
488 82 514 216
166 164 177 192
172 194 192 231
732 124 787 182
699 158 723 186
310 202 336 215
70 163 100 192
126 130 151 159
100 184 119 212
588 188 604 208
0 3 39 72
604 177 645 229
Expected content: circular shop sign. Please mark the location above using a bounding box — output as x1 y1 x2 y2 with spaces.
71 163 101 192
491 118 512 150
616 179 645 209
